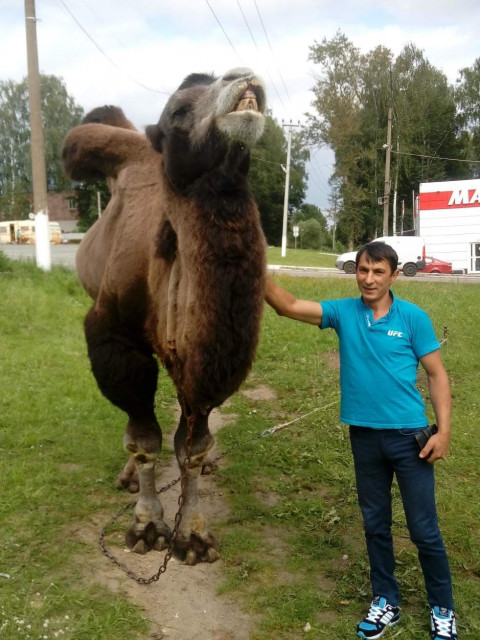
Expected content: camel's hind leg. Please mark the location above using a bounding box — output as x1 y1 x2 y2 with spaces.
173 406 220 565
84 306 171 554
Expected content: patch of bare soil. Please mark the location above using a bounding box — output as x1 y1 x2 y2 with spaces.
319 351 340 371
241 384 277 402
79 404 258 640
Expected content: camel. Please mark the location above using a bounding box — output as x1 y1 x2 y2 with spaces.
62 68 267 564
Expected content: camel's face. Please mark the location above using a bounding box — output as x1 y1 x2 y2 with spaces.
146 68 266 192
200 67 266 146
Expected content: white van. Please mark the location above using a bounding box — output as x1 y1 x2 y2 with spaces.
335 236 426 277
0 220 62 245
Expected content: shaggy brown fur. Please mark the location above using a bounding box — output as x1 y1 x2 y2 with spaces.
62 68 267 563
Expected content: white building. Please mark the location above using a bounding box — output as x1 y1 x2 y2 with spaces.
418 178 480 274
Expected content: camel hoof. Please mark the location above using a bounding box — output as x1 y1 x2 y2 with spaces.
115 474 139 493
132 539 149 554
174 531 220 565
185 550 197 565
183 545 220 565
201 459 218 475
205 547 220 563
154 536 168 551
125 521 172 554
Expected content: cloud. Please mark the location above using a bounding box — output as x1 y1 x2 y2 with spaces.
2 0 479 211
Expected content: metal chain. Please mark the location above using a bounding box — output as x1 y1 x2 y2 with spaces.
99 400 339 583
99 412 195 585
100 322 448 583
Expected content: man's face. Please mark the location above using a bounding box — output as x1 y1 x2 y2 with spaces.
356 253 399 306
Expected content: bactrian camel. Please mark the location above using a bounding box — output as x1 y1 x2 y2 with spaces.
62 68 267 564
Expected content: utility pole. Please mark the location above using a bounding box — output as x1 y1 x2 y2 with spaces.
382 106 393 237
25 0 51 270
281 121 301 257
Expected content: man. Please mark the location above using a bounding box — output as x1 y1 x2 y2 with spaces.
265 241 457 640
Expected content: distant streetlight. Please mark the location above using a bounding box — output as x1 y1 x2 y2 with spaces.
281 120 301 257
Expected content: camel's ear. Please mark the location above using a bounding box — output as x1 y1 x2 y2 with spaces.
146 124 164 152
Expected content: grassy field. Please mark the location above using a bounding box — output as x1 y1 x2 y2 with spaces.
1 251 479 639
266 247 337 268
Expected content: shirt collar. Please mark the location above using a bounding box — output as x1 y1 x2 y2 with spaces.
360 291 396 324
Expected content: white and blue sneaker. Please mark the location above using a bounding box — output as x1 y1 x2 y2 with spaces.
357 596 400 639
431 607 458 640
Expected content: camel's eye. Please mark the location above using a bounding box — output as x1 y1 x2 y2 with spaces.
172 105 192 128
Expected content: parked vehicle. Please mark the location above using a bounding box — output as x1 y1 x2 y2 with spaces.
0 220 62 245
418 257 452 275
335 236 426 277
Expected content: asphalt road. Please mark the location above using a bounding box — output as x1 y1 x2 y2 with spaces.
2 243 480 283
2 243 79 269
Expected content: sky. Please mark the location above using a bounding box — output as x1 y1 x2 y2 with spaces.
1 0 480 213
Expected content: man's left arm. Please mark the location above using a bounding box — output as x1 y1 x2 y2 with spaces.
419 349 452 463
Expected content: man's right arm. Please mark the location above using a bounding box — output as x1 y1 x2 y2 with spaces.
265 275 323 326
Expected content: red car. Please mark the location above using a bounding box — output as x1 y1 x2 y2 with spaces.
418 257 452 275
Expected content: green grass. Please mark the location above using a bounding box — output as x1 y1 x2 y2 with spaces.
1 252 479 639
0 259 151 640
266 247 337 268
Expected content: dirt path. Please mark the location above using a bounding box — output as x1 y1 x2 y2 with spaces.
83 389 276 640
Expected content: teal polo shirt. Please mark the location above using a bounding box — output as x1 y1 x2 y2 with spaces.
320 293 440 429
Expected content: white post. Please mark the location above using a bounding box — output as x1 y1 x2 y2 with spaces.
280 121 301 257
392 189 397 236
281 125 292 258
25 0 51 271
35 210 51 270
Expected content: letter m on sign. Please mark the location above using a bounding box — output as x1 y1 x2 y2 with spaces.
448 189 470 206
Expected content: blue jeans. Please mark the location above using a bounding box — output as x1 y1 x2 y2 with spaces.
349 425 454 609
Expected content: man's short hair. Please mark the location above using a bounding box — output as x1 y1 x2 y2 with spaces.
356 241 398 273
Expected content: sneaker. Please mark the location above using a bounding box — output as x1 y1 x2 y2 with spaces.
430 607 458 640
357 596 400 639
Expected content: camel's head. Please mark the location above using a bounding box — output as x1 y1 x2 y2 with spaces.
146 68 266 192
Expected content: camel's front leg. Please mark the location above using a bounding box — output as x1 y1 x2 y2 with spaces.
83 306 171 554
123 420 172 554
173 411 220 565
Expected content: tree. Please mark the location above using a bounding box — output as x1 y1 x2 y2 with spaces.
249 113 308 245
393 45 469 189
307 32 393 245
290 203 329 250
455 58 480 177
297 219 325 250
75 179 110 231
292 202 326 226
0 74 83 219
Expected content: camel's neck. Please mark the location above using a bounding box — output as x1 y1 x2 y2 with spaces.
157 171 266 410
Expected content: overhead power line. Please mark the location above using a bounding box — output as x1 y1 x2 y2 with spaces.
57 0 170 95
392 149 480 164
235 0 285 109
204 0 244 65
253 0 291 103
250 155 283 167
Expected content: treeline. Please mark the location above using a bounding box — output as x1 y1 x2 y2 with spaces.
306 31 480 248
1 34 480 249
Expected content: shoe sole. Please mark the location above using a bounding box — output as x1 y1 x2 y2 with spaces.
357 619 399 640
